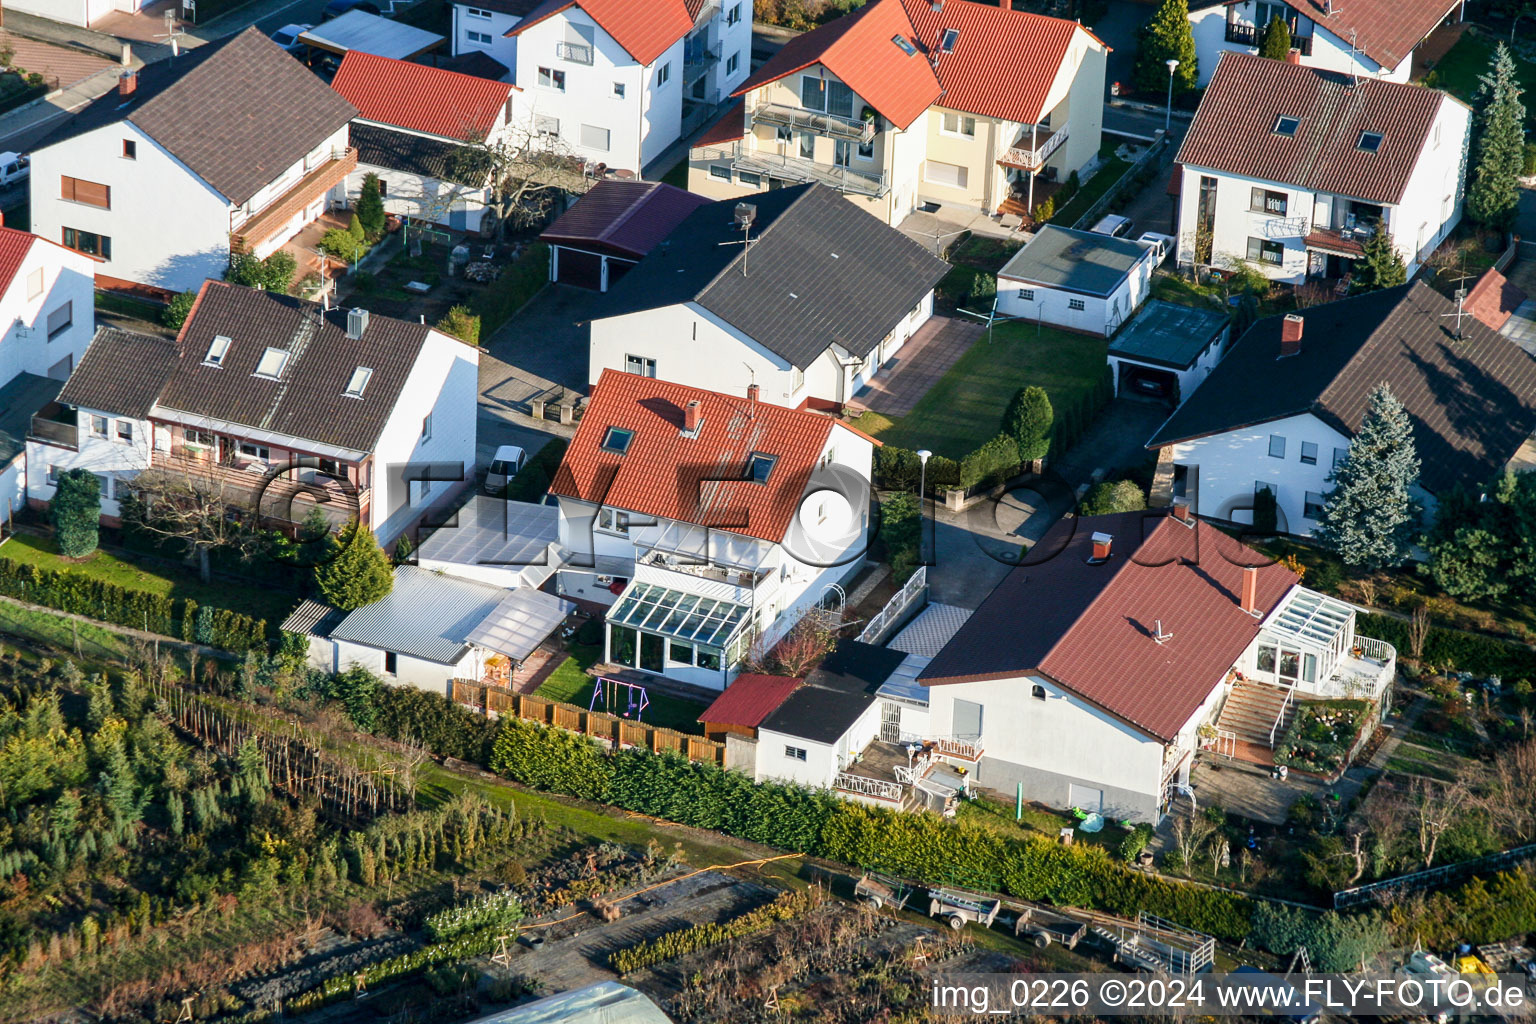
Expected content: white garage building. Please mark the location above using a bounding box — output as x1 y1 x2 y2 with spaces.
995 225 1156 337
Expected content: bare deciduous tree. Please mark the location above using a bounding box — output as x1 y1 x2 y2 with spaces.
127 463 263 582
1408 776 1472 869
1408 603 1432 662
1484 738 1536 842
1170 812 1220 872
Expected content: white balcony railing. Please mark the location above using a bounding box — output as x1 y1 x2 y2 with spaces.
834 772 904 801
750 102 875 144
858 565 925 643
999 121 1069 172
931 737 982 762
699 141 888 198
556 41 594 65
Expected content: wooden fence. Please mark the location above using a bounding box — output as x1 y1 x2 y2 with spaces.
451 680 726 766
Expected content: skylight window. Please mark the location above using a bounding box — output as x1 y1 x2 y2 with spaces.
344 366 374 398
203 335 231 367
254 347 290 379
892 34 918 56
601 426 635 455
1273 115 1300 137
1357 131 1384 153
747 452 777 484
940 28 959 53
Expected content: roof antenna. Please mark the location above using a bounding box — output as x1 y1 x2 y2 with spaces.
1441 262 1476 341
1153 619 1174 645
155 8 184 55
717 202 758 277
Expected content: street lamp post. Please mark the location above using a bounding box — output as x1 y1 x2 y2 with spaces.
1165 59 1180 133
916 448 932 565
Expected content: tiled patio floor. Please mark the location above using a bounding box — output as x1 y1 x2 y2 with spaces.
0 29 114 90
848 316 984 418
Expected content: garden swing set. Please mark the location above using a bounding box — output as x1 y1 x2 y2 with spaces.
590 675 651 721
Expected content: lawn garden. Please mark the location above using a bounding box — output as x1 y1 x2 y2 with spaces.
534 637 711 735
1422 28 1536 130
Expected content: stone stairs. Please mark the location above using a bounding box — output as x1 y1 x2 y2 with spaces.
1216 679 1296 749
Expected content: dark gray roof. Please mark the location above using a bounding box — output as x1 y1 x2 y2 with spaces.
1148 281 1536 495
1108 300 1230 370
350 122 491 185
599 183 948 369
59 283 453 455
0 373 62 466
758 640 908 744
57 327 179 418
38 28 357 205
997 224 1152 298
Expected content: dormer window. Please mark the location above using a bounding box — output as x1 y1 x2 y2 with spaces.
254 347 290 379
344 366 373 398
601 426 635 455
1357 131 1384 153
892 34 917 56
940 28 959 53
204 335 231 367
1272 115 1299 137
747 452 777 484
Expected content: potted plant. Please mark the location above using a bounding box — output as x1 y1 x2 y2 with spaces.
861 105 877 124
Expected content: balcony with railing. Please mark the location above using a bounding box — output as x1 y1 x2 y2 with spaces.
998 121 1069 172
683 40 717 86
28 403 77 451
230 147 357 254
699 141 888 197
556 40 594 65
147 452 370 530
750 102 875 144
1224 19 1313 54
633 550 776 605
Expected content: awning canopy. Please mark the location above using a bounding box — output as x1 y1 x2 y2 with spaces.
466 588 575 664
607 580 750 648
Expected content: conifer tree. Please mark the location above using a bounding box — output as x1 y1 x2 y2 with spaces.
1315 384 1421 569
1466 42 1526 231
1133 0 1198 96
1257 15 1291 59
1351 231 1407 293
313 522 393 610
1003 386 1055 461
50 468 100 559
356 173 387 237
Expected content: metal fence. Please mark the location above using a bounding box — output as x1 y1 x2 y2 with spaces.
1070 133 1173 232
857 565 926 643
1333 841 1536 909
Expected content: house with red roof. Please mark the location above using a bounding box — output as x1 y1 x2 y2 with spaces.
911 509 1397 822
687 0 1107 226
331 51 517 232
548 369 875 691
448 0 753 176
1174 52 1470 286
1187 0 1463 88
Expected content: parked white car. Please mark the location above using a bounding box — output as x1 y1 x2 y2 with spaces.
485 445 527 494
1090 214 1133 238
269 23 313 50
0 152 29 188
1137 231 1175 265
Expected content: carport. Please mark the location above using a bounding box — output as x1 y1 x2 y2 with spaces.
297 12 443 61
1106 300 1230 408
540 179 709 292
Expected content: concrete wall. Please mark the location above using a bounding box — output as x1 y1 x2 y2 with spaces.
0 241 98 386
370 328 481 545
925 674 1166 822
451 3 520 75
1167 410 1351 534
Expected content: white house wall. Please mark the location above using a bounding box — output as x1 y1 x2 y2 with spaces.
1108 323 1229 405
1395 97 1471 269
349 160 491 232
26 405 155 518
331 638 483 697
925 674 1166 822
0 243 97 385
756 726 838 788
996 257 1151 336
1187 2 1410 88
371 329 480 545
31 122 233 293
590 304 805 405
451 3 521 75
0 458 22 528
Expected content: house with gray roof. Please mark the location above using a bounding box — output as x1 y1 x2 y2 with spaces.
995 224 1158 337
26 281 479 544
586 182 948 409
29 27 359 295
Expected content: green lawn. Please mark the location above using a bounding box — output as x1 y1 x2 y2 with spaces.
852 321 1108 459
948 233 1021 273
94 291 165 324
1424 29 1536 129
0 533 299 631
533 641 709 736
1050 154 1131 228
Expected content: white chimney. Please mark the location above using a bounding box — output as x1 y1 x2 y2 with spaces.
347 308 369 340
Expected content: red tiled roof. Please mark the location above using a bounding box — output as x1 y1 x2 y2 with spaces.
0 227 36 296
733 0 941 131
550 370 839 543
505 0 695 67
901 0 1092 125
541 179 710 259
1290 0 1461 73
699 673 803 729
1464 267 1527 333
332 51 514 140
1177 52 1448 205
920 512 1298 742
695 99 746 149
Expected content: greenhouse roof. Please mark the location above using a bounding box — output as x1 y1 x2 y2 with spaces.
1264 587 1353 650
607 581 751 649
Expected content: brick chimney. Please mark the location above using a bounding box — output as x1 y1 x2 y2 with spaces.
683 400 701 433
746 383 759 404
1280 313 1304 357
1089 531 1113 563
1240 566 1259 616
1172 498 1191 523
118 70 138 97
1286 48 1302 64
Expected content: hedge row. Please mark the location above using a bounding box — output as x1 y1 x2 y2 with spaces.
1358 613 1536 679
487 719 1256 941
610 888 820 974
0 557 266 653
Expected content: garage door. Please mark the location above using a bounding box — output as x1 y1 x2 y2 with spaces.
1118 362 1178 405
556 248 602 290
1068 784 1103 814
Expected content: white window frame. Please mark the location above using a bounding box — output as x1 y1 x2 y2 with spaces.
254 347 290 379
537 66 566 91
940 112 976 138
1268 434 1286 459
579 124 611 152
115 419 133 443
466 29 493 45
1067 298 1085 311
625 354 657 377
422 413 432 441
90 414 108 439
596 507 631 534
726 51 739 75
784 745 808 762
656 62 671 86
612 81 625 98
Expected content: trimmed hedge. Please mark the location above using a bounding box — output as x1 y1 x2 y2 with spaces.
1358 613 1536 678
487 722 1257 941
0 556 266 652
960 434 1021 491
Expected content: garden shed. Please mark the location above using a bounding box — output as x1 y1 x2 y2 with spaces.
995 225 1157 336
